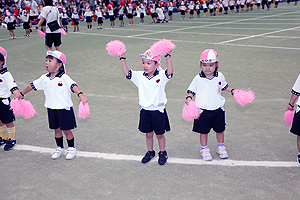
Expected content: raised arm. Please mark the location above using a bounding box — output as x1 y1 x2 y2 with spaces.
165 54 173 76
120 53 129 77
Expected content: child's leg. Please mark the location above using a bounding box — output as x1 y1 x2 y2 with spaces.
5 122 15 140
156 134 166 152
200 133 208 146
0 121 7 139
146 131 154 151
63 129 76 160
216 131 224 144
297 136 300 152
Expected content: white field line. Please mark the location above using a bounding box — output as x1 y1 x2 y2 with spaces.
218 25 300 44
14 144 299 167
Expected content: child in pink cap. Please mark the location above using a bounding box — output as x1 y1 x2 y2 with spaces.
0 46 23 151
185 49 236 161
119 49 173 165
21 50 88 160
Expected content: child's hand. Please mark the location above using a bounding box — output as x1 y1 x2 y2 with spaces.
287 103 294 111
79 95 88 104
185 98 192 105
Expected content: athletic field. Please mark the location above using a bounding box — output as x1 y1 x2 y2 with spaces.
1 3 300 199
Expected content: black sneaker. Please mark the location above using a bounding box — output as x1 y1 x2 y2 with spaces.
141 150 155 164
0 137 7 147
298 154 300 166
158 151 168 165
4 139 16 151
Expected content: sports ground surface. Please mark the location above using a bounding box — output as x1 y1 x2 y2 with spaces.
1 3 300 199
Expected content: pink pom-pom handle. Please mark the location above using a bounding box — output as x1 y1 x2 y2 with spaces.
106 40 126 57
284 110 294 126
233 88 255 107
61 28 66 36
22 100 37 119
37 29 45 37
149 39 176 56
78 102 90 119
182 101 200 122
10 98 23 117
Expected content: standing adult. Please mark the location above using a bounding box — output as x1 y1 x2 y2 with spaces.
36 0 62 51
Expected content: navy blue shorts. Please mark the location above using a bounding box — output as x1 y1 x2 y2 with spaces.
45 33 61 48
138 109 170 135
86 16 92 22
193 108 225 134
291 110 300 136
119 15 123 20
0 98 15 124
47 107 77 130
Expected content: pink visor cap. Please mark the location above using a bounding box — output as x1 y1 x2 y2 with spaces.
139 49 163 70
200 49 218 63
47 50 67 73
139 49 161 63
0 46 7 68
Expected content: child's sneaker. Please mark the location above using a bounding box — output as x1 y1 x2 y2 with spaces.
0 137 7 147
51 147 64 159
141 150 155 164
216 145 229 159
158 150 168 165
4 139 16 151
297 154 300 166
66 147 76 160
200 148 212 161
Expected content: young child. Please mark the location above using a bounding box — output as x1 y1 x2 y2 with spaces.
20 9 30 37
185 49 235 161
202 1 208 17
21 50 88 160
119 49 173 165
195 1 201 18
179 1 186 20
71 7 79 32
150 4 157 23
126 3 134 26
61 7 69 32
84 6 93 30
4 10 16 39
107 4 115 28
95 6 104 29
0 46 23 151
139 3 146 25
156 4 168 23
168 1 174 20
118 3 125 27
287 74 300 165
188 1 195 19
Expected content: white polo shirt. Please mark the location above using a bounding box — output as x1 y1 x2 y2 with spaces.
0 68 18 99
292 74 300 107
31 71 77 109
128 69 172 113
187 71 228 111
41 6 61 34
20 12 29 22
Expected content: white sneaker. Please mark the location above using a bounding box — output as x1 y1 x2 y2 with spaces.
51 147 64 160
216 145 228 159
66 147 76 160
200 148 212 161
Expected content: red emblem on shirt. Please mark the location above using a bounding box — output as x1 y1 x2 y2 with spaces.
218 81 221 85
58 83 63 86
156 79 160 83
0 79 2 82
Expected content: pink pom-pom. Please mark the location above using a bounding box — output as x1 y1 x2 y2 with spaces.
105 40 126 57
78 102 90 119
182 101 200 122
149 39 176 56
37 29 45 37
10 98 23 117
22 100 37 119
284 110 294 126
61 28 66 36
233 88 255 107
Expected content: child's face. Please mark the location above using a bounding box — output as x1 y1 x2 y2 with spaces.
46 57 61 74
142 58 159 77
201 62 217 78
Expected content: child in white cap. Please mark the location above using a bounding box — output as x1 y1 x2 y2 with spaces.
0 46 23 151
185 49 235 161
4 10 16 39
119 49 173 165
21 50 88 160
